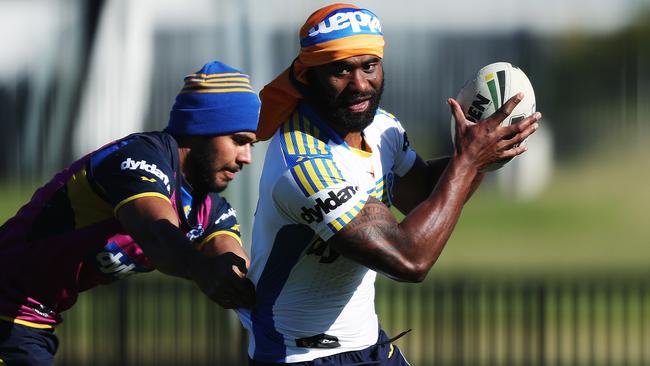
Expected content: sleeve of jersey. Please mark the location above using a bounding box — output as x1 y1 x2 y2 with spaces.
90 138 174 213
390 120 417 177
196 196 242 250
272 157 370 242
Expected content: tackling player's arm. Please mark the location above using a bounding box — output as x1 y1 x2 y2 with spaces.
116 197 255 308
328 94 541 282
194 233 254 308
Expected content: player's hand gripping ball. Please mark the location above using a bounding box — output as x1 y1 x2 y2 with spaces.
451 62 536 171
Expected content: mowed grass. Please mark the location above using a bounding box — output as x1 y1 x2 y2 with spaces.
436 145 650 275
0 183 38 221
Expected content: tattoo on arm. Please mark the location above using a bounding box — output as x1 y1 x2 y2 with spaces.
332 196 402 255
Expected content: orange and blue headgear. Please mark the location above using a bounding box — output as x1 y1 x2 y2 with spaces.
256 3 385 140
166 60 260 137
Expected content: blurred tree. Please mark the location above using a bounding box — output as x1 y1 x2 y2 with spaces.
545 9 650 159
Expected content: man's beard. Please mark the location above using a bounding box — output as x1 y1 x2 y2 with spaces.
185 141 225 193
305 72 385 133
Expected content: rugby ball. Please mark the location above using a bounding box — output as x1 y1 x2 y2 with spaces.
451 62 536 171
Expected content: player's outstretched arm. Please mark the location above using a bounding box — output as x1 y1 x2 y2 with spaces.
328 94 540 282
116 196 255 308
193 235 256 308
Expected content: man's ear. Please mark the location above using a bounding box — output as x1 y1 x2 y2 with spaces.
175 135 203 149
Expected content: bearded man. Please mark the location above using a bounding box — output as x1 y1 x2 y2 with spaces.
0 60 258 365
239 4 541 365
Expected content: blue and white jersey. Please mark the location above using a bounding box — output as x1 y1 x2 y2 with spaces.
238 102 416 363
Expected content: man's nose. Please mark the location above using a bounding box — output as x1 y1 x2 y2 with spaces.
237 144 252 165
347 70 372 93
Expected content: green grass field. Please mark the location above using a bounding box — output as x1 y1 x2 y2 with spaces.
436 145 650 275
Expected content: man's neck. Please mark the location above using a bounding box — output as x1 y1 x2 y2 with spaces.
177 146 190 179
323 120 365 149
342 132 364 149
304 101 367 150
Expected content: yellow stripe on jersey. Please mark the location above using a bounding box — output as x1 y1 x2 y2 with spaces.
302 115 322 144
325 159 344 181
283 113 329 157
283 119 297 154
67 168 114 228
327 200 366 232
313 159 337 186
280 111 353 196
330 218 345 231
292 116 308 155
113 192 171 215
349 201 365 216
0 315 54 329
338 212 355 225
300 116 327 154
305 136 324 154
303 160 325 191
196 230 243 250
367 177 386 200
292 164 317 196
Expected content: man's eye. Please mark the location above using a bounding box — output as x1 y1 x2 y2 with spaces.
363 64 377 72
334 69 350 76
232 136 249 145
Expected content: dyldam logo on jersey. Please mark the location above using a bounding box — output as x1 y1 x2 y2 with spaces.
215 207 237 225
120 158 170 192
300 185 358 224
307 10 381 38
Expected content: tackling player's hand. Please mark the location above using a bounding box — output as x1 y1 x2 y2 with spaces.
448 92 541 172
189 252 256 309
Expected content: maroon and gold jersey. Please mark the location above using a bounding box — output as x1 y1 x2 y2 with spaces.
0 132 240 328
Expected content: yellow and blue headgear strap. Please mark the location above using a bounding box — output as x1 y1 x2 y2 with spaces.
257 3 384 140
166 61 260 136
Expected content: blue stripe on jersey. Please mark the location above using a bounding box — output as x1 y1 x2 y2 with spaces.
280 107 350 198
288 166 311 197
252 224 315 362
89 138 134 171
180 185 192 219
299 104 342 146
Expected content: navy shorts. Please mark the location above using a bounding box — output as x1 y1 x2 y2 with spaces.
0 321 58 366
249 329 411 366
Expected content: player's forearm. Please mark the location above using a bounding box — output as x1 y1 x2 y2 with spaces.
117 197 204 281
393 155 479 278
138 219 202 280
466 171 485 202
402 155 476 236
332 156 478 282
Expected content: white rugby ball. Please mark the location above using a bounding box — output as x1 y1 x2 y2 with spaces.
451 62 536 171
